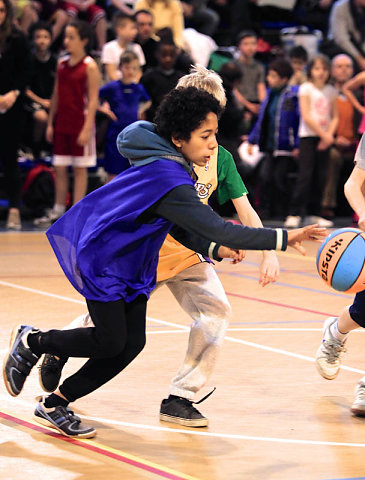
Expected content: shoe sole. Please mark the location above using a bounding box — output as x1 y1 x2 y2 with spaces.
160 413 208 427
33 414 97 438
350 406 365 417
38 355 58 393
2 324 24 397
315 361 339 380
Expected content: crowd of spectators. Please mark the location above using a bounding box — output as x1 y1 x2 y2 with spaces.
1 0 365 229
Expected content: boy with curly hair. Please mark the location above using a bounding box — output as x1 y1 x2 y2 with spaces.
3 86 325 438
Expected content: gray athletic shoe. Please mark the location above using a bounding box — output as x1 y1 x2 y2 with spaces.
315 317 346 380
3 324 40 396
34 396 96 438
351 379 365 417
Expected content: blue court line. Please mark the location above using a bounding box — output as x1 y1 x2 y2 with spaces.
322 477 365 480
240 260 318 277
215 269 352 299
229 319 324 325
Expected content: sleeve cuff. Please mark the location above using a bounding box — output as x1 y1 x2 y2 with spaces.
276 228 287 251
208 242 223 261
208 242 217 259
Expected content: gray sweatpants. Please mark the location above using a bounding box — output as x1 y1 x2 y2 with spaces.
65 262 231 400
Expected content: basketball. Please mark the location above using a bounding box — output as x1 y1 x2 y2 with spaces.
316 228 365 293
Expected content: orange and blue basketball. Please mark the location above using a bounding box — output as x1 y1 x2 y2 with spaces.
316 227 365 293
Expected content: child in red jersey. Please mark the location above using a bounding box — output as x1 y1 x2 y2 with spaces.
35 20 100 226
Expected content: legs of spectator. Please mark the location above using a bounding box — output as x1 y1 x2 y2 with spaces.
3 140 22 227
51 9 69 46
95 16 107 51
310 146 330 218
288 137 317 219
256 152 274 218
32 109 48 158
274 155 297 219
0 138 22 209
322 146 343 217
54 165 69 209
0 108 23 229
72 166 88 204
19 3 38 34
33 164 68 225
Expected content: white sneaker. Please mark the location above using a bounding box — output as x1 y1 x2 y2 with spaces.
315 317 346 380
284 215 301 228
6 209 21 230
306 215 334 228
33 209 62 227
351 378 365 416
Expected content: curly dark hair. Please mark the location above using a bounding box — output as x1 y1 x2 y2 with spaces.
154 87 222 142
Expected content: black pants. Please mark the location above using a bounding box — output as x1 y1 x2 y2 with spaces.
0 104 24 208
289 137 329 217
258 153 298 218
350 290 365 328
39 295 147 402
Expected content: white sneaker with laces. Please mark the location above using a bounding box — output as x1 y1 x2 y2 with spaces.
306 215 334 228
284 215 301 228
351 378 365 416
315 317 346 380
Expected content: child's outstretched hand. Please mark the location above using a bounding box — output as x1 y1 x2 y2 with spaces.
218 246 246 264
287 224 328 255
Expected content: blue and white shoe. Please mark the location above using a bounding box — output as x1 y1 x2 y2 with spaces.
34 396 96 438
3 324 40 396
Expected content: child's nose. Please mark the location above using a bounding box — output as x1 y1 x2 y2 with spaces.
209 137 218 150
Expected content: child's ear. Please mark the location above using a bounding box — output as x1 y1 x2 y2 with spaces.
171 135 182 149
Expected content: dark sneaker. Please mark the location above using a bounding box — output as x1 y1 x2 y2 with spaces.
34 396 96 438
160 397 208 427
39 354 68 393
3 325 41 396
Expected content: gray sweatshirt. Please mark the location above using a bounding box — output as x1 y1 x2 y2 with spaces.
328 0 365 60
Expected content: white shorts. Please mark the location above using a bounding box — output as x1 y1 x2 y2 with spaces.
53 154 97 167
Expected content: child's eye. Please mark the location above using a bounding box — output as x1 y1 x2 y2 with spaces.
201 136 209 140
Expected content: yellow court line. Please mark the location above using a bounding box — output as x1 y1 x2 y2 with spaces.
0 409 201 480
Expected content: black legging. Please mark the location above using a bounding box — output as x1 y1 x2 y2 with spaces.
38 295 147 402
0 104 24 208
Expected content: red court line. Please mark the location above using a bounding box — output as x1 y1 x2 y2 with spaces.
0 411 194 480
225 291 335 317
0 275 63 278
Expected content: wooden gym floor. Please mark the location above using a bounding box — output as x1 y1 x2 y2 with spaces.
1 230 365 480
